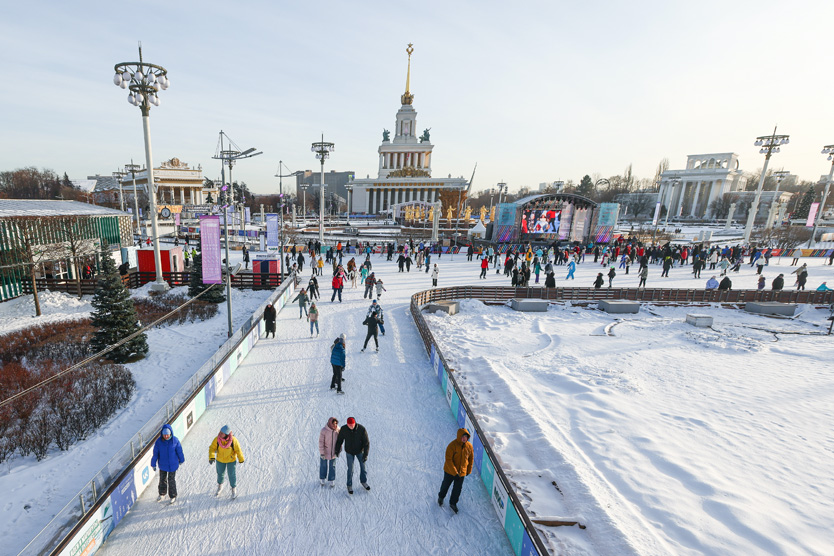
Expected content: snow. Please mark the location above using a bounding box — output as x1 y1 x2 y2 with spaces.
4 249 834 555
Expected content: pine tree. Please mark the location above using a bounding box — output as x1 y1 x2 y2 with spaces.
188 253 226 303
795 186 815 219
576 175 595 198
90 250 148 363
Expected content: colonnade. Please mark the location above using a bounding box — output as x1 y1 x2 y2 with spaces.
366 187 443 214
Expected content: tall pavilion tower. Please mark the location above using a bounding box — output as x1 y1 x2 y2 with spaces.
378 44 434 179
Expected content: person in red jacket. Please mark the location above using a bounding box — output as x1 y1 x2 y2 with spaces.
438 428 474 513
331 273 344 302
479 256 489 279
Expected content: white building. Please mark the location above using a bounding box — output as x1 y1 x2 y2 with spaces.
659 153 744 219
348 45 467 215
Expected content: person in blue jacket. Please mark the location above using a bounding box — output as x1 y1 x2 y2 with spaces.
151 424 185 504
330 333 346 394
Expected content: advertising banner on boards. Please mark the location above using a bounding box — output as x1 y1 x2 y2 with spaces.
199 216 222 284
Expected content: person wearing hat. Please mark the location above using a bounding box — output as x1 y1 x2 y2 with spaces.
364 272 377 299
151 424 185 504
335 417 370 495
438 428 474 513
330 334 346 394
431 264 439 287
361 308 381 352
367 300 385 336
209 425 245 498
319 417 340 487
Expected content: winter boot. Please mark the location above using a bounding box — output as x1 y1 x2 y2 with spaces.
450 503 459 514
231 487 237 499
320 479 326 486
329 480 335 488
215 483 223 496
347 486 353 495
362 483 370 491
438 496 443 507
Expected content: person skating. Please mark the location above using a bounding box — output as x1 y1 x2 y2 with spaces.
772 274 785 291
335 417 370 495
330 334 346 393
292 288 309 319
361 310 381 352
331 272 344 303
367 299 385 336
263 303 276 339
364 272 377 299
308 302 320 336
374 279 387 299
209 425 245 499
431 264 439 288
319 417 340 486
479 256 488 279
565 259 576 280
593 273 604 289
437 428 474 514
544 271 555 287
638 265 648 289
718 276 732 291
308 275 319 300
151 424 185 504
792 263 808 290
607 266 616 288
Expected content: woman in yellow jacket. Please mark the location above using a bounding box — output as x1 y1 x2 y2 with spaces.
209 425 245 498
437 428 474 513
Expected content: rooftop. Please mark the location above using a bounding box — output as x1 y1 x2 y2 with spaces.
0 200 130 218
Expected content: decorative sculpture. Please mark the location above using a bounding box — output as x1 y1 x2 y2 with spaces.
464 206 472 224
479 206 487 222
420 128 431 143
490 205 496 222
382 129 390 142
446 205 455 221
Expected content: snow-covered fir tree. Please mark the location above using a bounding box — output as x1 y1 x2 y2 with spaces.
188 253 226 303
90 250 148 362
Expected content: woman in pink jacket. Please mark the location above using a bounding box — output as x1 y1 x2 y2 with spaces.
319 417 340 487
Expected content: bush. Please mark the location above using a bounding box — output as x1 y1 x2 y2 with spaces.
134 292 218 327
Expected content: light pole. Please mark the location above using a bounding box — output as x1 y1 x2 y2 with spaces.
112 169 126 212
663 177 681 228
124 162 142 241
744 128 789 244
311 135 335 245
810 145 834 247
497 182 508 206
766 170 791 231
275 163 303 277
654 175 680 242
113 43 170 292
345 183 353 225
300 184 308 223
212 130 262 243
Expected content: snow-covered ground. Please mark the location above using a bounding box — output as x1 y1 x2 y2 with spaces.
1 281 272 556
5 249 834 555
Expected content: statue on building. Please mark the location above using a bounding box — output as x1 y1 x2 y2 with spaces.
446 205 455 221
420 128 431 143
489 205 496 222
479 205 487 222
464 206 472 224
382 129 390 142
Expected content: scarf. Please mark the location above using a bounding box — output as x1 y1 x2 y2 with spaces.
217 433 234 450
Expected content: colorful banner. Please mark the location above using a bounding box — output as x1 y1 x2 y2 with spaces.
558 203 573 240
266 214 279 251
595 203 620 243
199 216 222 284
245 207 251 224
806 202 819 227
174 213 180 228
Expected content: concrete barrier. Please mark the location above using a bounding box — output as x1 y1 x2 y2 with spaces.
686 314 714 327
744 302 797 317
510 299 549 312
599 300 640 314
425 301 460 315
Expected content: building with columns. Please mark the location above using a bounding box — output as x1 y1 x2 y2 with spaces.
659 153 744 219
347 44 467 215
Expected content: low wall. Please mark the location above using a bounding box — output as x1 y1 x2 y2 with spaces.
18 276 297 556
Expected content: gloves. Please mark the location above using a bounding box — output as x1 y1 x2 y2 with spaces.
209 458 215 465
363 456 368 463
151 466 156 472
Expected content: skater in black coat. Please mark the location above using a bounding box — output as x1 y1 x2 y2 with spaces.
335 417 370 494
263 304 276 338
361 313 380 352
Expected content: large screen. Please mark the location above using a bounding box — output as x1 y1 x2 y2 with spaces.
521 209 560 234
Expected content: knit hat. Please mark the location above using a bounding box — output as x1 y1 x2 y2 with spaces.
220 425 231 435
340 333 346 340
346 417 356 426
372 300 377 304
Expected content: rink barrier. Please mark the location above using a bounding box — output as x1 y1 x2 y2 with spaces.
20 275 298 556
409 284 834 556
410 293 552 556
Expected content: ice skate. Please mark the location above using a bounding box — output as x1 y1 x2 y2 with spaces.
362 483 370 491
320 479 326 486
450 503 459 514
347 486 353 495
231 487 237 499
215 483 223 496
169 497 176 505
157 494 164 502
329 480 335 488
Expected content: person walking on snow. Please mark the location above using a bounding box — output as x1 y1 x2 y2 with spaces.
292 288 309 318
263 303 276 339
319 417 340 486
437 428 474 514
151 424 185 504
431 264 439 287
209 425 245 498
335 417 370 495
330 334 346 393
308 302 319 336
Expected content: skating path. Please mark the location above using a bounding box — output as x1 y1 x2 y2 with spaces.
98 253 514 555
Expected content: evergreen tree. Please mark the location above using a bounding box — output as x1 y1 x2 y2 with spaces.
795 186 815 219
188 253 226 303
576 175 595 198
90 250 148 363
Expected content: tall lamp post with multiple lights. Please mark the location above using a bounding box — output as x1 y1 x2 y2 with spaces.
765 170 791 231
345 183 353 226
123 162 142 241
275 162 303 276
744 128 789 244
113 44 170 291
112 169 126 211
311 136 335 245
810 145 834 247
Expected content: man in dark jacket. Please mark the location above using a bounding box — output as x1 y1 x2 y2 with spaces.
335 417 370 494
364 273 377 299
361 312 380 352
263 304 276 338
151 424 185 503
772 274 785 291
718 276 732 291
438 428 474 513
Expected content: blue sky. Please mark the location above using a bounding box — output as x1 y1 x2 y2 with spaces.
2 0 832 194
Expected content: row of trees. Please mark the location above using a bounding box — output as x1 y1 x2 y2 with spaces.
0 167 88 201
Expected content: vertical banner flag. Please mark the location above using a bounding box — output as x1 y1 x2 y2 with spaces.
651 201 661 226
245 207 251 224
595 203 620 243
806 202 819 227
266 214 279 251
174 212 180 229
200 215 222 284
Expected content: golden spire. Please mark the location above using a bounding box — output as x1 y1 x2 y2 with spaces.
401 43 414 105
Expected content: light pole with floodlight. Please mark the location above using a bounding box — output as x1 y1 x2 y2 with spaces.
300 183 309 224
345 183 353 225
275 163 303 276
113 43 170 291
744 128 789 244
123 162 142 241
766 170 790 231
810 145 834 247
112 169 126 212
311 135 335 245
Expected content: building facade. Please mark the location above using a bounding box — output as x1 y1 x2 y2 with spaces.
348 45 467 215
660 153 744 219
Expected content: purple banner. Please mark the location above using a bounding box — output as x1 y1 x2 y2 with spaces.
200 216 222 284
174 213 180 228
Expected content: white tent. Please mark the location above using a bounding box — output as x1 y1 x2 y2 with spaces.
467 220 487 239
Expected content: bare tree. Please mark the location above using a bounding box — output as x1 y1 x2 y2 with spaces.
654 157 670 184
52 216 102 298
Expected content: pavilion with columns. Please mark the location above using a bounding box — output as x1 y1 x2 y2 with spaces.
659 153 744 219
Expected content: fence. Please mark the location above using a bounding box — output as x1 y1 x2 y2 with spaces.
18 274 298 556
20 272 284 296
409 284 834 556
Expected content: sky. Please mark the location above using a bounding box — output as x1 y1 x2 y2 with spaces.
2 0 833 195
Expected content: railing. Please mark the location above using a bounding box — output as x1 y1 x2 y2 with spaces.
19 272 284 296
409 284 834 556
19 274 297 556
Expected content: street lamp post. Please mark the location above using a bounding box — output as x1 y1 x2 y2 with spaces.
113 44 170 292
112 169 126 212
663 177 681 228
311 135 335 245
811 145 834 247
766 170 791 231
744 128 789 244
300 184 308 223
654 175 680 243
345 183 353 225
275 163 303 277
123 162 143 241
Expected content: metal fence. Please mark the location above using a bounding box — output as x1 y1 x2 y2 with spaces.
20 272 284 295
18 274 297 556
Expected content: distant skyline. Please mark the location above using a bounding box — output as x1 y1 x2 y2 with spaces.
2 1 833 195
